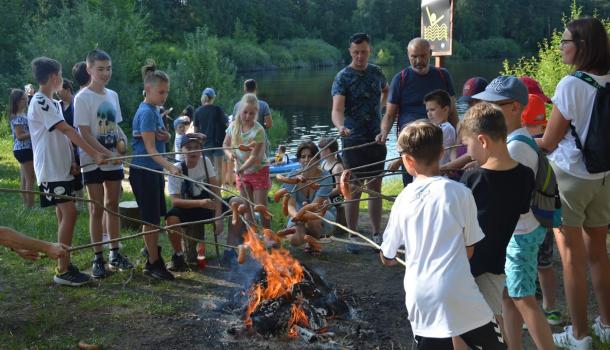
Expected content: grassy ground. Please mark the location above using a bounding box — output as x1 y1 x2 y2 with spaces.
1 120 608 349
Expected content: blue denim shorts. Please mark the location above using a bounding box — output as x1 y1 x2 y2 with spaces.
505 226 546 298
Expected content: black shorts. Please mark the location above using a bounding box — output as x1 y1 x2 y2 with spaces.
13 149 33 164
537 229 554 269
39 180 76 208
414 319 506 350
166 206 214 225
341 139 387 178
129 167 166 226
83 168 124 184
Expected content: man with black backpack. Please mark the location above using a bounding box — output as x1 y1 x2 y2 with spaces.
376 37 457 186
164 134 223 271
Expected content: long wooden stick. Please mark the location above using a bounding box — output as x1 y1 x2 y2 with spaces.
307 212 406 267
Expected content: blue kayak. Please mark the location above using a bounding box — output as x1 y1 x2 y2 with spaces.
269 157 299 175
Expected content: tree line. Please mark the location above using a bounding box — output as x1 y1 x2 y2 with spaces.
1 0 605 119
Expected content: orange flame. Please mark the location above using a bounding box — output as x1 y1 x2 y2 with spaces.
288 303 310 337
242 225 305 334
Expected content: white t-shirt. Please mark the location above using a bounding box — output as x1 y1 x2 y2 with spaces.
549 73 610 180
440 122 456 165
507 128 542 235
27 92 74 184
381 176 493 338
74 87 123 172
168 157 216 196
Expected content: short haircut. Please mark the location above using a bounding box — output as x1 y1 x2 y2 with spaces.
349 32 370 46
278 145 287 152
141 59 169 85
244 79 256 92
31 57 61 85
86 48 111 66
567 17 610 74
424 89 451 108
72 61 90 87
397 119 443 166
459 102 507 141
62 79 74 93
296 141 319 161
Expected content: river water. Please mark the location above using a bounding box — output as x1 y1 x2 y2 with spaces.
247 60 502 162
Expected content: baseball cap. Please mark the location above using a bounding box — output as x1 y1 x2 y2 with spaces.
458 77 488 104
173 115 190 129
522 94 547 126
471 76 529 106
202 87 216 97
178 133 206 149
519 76 551 104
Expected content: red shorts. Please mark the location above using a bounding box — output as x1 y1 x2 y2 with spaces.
236 166 271 191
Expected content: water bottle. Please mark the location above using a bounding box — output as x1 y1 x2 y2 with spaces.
197 243 207 270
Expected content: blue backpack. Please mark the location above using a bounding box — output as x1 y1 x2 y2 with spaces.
508 135 562 228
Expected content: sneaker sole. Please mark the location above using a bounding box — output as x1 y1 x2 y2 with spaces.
143 269 175 281
547 319 562 326
107 265 135 272
53 276 90 286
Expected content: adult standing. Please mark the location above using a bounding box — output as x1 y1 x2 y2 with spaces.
537 18 610 349
232 79 272 129
376 38 456 186
193 87 228 185
331 32 388 251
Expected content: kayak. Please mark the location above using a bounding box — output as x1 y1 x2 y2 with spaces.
269 158 299 175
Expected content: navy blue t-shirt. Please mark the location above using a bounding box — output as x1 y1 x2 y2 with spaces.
388 66 455 130
332 64 387 141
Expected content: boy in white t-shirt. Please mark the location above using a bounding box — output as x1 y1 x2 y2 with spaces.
74 49 132 279
424 89 456 165
165 135 224 271
27 57 106 286
472 76 554 350
380 120 505 350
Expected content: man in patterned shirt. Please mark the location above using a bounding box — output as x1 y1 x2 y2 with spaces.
331 32 389 252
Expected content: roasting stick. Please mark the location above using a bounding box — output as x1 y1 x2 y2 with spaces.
0 188 237 253
321 236 406 255
80 146 241 168
307 212 406 267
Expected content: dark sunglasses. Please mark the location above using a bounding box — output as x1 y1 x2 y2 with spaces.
349 33 370 45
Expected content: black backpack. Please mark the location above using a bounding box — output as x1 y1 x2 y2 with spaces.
180 158 211 200
569 71 610 173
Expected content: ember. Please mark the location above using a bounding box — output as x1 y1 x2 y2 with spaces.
236 226 348 340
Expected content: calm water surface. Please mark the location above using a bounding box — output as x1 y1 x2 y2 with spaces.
247 60 502 165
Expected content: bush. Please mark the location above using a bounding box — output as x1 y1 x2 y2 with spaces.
468 37 521 59
452 40 473 60
267 110 289 148
373 39 403 66
167 27 238 114
283 39 342 68
216 38 273 71
19 1 151 121
501 2 610 98
262 41 296 69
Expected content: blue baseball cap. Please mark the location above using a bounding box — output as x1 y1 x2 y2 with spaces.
202 87 216 97
471 76 529 106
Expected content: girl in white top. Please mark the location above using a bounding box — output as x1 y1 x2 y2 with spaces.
537 18 610 349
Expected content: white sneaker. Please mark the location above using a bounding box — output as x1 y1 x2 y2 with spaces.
553 326 592 350
593 316 610 344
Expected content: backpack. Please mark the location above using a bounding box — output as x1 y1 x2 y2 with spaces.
569 71 610 173
179 158 211 200
507 134 562 228
396 67 448 134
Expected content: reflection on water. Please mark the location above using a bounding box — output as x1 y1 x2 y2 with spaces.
247 61 501 170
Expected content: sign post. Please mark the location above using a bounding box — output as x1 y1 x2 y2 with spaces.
421 0 453 67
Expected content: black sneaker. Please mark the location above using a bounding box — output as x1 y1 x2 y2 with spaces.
166 254 189 272
144 258 175 281
91 256 107 279
108 253 135 272
54 264 91 286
